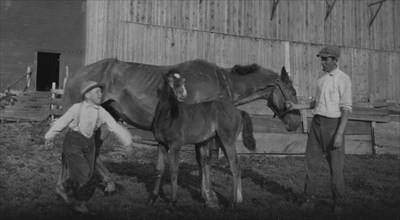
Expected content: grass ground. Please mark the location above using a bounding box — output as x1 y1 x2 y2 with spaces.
0 121 399 220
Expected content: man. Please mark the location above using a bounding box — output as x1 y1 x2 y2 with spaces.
286 45 352 215
45 81 134 214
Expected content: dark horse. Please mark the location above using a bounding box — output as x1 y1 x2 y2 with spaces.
152 71 256 207
61 58 301 207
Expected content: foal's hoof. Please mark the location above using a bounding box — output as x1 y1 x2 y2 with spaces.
147 195 158 205
204 200 220 209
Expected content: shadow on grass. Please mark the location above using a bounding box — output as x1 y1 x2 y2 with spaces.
105 159 304 208
212 164 304 205
104 161 205 205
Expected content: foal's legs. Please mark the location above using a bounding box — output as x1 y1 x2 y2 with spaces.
217 135 242 204
195 140 219 208
149 144 168 203
169 145 181 206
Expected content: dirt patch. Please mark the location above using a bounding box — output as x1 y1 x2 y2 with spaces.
0 121 399 220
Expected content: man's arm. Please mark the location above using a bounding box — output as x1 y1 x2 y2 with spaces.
333 108 350 149
286 100 316 110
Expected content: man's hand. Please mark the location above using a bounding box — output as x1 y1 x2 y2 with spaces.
333 134 344 149
285 101 295 110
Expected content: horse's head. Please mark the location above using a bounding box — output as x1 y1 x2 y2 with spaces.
165 72 187 102
267 67 301 131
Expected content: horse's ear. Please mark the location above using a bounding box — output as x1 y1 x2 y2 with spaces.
280 66 289 82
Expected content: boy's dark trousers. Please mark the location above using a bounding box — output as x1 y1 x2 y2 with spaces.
62 130 97 201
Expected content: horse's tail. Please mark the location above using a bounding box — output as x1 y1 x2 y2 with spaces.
240 111 256 152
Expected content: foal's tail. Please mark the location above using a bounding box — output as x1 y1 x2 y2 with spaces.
241 111 256 152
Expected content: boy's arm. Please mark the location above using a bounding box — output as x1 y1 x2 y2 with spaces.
100 108 133 151
44 105 76 140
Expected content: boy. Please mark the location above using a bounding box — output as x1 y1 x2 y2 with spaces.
45 81 134 214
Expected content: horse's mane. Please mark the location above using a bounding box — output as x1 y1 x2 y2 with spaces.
158 70 180 119
231 64 261 75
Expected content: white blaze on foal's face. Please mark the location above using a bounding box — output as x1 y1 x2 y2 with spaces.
168 73 187 102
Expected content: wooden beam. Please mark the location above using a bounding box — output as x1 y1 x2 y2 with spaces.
270 0 280 21
325 0 337 21
368 0 386 28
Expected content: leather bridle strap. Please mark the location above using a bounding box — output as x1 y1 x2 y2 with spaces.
268 80 291 118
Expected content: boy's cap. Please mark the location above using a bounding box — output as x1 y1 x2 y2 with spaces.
80 81 105 96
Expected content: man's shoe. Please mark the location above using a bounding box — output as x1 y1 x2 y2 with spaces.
55 185 71 204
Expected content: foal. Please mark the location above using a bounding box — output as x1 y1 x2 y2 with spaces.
151 71 256 207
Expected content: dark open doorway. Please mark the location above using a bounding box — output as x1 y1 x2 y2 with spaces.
36 52 60 91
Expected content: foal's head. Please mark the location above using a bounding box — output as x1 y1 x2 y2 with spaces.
164 71 187 102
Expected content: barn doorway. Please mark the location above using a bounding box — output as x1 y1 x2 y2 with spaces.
36 52 60 91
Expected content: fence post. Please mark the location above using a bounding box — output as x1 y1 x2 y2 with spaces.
26 66 31 89
51 82 56 121
63 66 69 89
371 121 376 155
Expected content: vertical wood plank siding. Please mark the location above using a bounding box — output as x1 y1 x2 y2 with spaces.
85 0 400 103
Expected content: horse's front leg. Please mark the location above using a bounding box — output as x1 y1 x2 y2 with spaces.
169 146 181 207
149 143 168 204
195 140 219 209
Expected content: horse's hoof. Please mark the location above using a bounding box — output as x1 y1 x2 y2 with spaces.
55 186 72 204
169 200 177 208
229 202 238 210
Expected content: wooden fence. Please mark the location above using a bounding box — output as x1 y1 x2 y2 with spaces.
49 90 396 155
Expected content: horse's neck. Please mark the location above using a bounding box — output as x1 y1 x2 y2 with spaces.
230 73 278 105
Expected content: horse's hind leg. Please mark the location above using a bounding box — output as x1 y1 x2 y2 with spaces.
195 140 219 209
149 144 168 204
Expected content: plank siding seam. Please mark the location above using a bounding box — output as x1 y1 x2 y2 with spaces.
119 20 399 54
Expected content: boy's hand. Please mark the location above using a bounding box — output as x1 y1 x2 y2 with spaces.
123 143 136 158
42 139 54 149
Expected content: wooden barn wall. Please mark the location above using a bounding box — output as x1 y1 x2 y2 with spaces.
0 0 85 91
85 0 400 103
